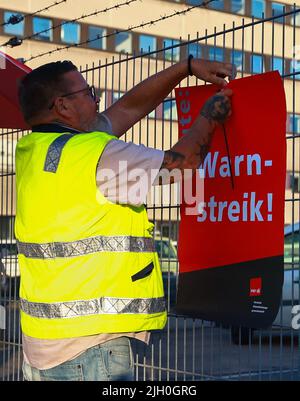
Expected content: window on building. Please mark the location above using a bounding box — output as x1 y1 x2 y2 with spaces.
33 17 53 41
61 21 80 44
290 114 300 133
3 12 24 36
251 54 265 73
186 0 203 4
88 26 107 50
163 39 180 62
112 91 124 104
139 35 157 55
272 57 284 75
251 0 265 18
115 32 132 54
163 100 178 121
231 0 245 14
290 173 300 193
290 59 300 80
209 47 224 62
231 50 244 71
209 0 225 10
271 2 285 23
291 11 300 27
187 43 202 59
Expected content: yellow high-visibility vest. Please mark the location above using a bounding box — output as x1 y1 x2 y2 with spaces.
15 130 167 339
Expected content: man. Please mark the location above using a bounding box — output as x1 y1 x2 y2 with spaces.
15 56 233 381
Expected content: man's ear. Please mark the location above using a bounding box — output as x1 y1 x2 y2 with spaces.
54 97 73 118
54 97 66 113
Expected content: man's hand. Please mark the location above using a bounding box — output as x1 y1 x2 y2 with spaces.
200 88 233 125
189 59 237 87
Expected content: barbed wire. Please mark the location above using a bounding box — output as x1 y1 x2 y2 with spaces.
22 0 139 44
1 0 140 48
24 0 217 63
0 0 67 28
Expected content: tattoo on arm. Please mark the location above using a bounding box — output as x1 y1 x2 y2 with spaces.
200 94 230 124
196 143 210 164
161 150 185 171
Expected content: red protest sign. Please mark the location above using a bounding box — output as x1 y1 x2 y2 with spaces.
175 71 286 328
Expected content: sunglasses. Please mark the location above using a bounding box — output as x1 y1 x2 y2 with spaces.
48 85 97 110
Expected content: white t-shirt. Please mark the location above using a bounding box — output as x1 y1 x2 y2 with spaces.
22 115 165 370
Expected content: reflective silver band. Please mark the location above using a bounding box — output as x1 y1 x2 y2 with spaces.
17 235 155 259
20 296 166 319
44 133 76 173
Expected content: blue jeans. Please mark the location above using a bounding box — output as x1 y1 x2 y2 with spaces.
23 336 134 381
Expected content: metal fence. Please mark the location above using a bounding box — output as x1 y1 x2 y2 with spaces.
1 7 300 381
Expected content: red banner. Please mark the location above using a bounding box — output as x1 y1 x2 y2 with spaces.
175 71 286 328
0 51 31 129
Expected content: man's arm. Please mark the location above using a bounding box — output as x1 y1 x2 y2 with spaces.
103 58 235 137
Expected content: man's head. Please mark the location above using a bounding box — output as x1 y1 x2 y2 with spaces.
18 60 99 130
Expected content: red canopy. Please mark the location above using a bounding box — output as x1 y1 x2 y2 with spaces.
0 52 31 129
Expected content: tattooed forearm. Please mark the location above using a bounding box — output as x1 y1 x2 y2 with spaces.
200 94 231 124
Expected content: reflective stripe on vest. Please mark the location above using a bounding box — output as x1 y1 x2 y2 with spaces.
20 296 166 319
44 133 76 173
17 235 155 259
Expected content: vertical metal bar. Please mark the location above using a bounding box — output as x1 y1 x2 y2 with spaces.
6 134 10 381
117 52 122 106
91 61 95 88
158 44 163 382
232 21 235 69
111 56 115 107
183 317 187 380
258 331 262 381
124 53 129 143
195 31 200 86
131 52 136 144
150 48 159 383
97 59 101 112
165 40 171 383
143 351 146 381
138 55 143 146
187 33 191 87
151 342 154 381
201 321 204 380
158 333 162 381
282 4 293 383
11 133 16 382
251 15 254 73
104 57 108 111
241 18 245 78
192 319 195 380
175 316 178 381
210 321 214 380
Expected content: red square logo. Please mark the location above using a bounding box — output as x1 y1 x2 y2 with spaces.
249 277 262 297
